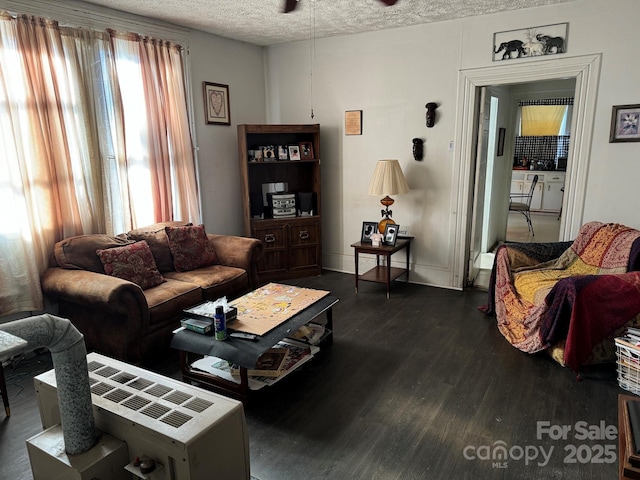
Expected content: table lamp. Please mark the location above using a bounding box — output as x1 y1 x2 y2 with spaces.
367 159 410 234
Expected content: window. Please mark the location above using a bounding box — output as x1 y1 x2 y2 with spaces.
0 13 199 315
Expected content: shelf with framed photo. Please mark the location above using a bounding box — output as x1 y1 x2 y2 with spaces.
238 124 322 281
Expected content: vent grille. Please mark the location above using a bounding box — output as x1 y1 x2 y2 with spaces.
146 384 172 397
122 395 152 411
161 411 193 428
184 398 214 413
112 372 136 384
164 390 192 405
128 377 154 391
91 382 114 396
95 365 119 378
87 360 104 372
142 403 171 419
104 388 132 403
84 355 218 432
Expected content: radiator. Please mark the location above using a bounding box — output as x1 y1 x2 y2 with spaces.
34 352 250 480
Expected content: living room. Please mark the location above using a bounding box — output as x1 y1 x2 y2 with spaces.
1 0 639 479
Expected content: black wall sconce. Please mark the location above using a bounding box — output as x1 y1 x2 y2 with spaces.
425 102 438 128
412 138 424 161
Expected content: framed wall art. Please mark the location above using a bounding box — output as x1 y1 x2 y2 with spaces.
203 82 230 125
493 23 568 62
610 104 640 143
345 110 363 135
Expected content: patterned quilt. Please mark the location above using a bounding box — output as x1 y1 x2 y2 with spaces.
483 221 640 371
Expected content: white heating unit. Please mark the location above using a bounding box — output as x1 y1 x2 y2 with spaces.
33 352 250 479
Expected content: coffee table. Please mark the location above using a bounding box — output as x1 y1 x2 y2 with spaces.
171 289 338 402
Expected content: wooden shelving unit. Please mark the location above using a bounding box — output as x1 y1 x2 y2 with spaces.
238 124 322 281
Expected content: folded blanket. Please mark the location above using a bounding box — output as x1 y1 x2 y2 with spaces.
483 221 640 371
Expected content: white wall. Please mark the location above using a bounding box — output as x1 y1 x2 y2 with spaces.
4 0 640 291
187 31 266 235
263 0 640 288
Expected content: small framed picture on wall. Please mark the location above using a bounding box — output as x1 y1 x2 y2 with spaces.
203 82 230 125
610 104 640 142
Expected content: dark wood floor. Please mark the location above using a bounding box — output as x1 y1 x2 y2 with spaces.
1 271 626 479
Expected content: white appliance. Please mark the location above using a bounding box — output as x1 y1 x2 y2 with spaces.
34 352 250 480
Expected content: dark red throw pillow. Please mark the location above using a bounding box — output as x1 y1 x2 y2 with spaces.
96 241 165 290
165 224 219 272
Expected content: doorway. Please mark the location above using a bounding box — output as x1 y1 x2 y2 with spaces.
451 54 602 289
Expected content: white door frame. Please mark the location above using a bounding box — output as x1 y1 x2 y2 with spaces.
450 54 602 289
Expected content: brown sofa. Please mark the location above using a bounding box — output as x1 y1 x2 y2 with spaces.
41 221 264 364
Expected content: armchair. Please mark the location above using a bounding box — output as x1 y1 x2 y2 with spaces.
482 222 640 372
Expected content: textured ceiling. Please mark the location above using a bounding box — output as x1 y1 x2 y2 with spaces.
80 0 575 46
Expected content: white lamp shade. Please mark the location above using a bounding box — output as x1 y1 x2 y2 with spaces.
367 159 410 196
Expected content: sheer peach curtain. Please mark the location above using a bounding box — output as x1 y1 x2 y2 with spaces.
0 13 200 315
110 31 200 227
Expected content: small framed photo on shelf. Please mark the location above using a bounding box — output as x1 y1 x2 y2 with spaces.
299 142 314 160
361 221 378 243
383 224 399 246
277 145 289 160
610 104 640 142
261 145 276 161
288 145 301 160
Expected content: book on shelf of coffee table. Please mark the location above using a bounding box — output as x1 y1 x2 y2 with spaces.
230 347 289 378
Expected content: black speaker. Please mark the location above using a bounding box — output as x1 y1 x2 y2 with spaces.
297 192 315 216
250 193 264 218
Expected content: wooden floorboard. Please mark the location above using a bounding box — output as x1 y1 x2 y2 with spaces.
0 270 626 479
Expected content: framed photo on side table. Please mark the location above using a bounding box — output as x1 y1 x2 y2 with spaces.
383 224 399 246
361 222 378 243
610 104 640 142
203 82 230 125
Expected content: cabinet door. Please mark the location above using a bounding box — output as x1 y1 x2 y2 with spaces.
289 220 321 272
252 223 287 276
542 182 564 212
510 180 524 195
525 181 544 210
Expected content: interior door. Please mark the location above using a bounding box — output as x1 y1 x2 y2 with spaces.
467 87 490 286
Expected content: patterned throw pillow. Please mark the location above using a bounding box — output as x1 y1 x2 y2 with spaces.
165 224 219 272
96 241 165 290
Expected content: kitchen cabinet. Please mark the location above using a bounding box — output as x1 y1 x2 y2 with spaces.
510 170 565 214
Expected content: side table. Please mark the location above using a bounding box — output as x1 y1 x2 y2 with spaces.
351 236 413 298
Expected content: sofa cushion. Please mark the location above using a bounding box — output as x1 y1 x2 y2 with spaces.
97 241 165 290
164 265 248 301
127 221 192 272
144 278 202 327
165 224 219 272
54 234 134 273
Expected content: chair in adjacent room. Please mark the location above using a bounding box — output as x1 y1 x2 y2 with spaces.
509 174 538 236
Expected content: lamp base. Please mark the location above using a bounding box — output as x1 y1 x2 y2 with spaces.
378 218 395 234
